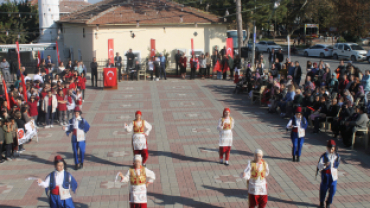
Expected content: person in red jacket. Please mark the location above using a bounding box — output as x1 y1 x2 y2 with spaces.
27 95 39 125
77 72 86 101
179 53 187 79
69 77 77 93
57 90 68 125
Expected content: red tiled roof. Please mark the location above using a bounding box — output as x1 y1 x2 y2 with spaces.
58 0 222 25
29 0 91 13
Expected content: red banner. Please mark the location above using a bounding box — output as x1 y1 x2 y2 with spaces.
108 39 114 63
213 60 222 72
37 51 40 67
191 38 194 56
2 77 10 110
226 38 234 58
15 41 21 69
20 73 27 102
103 68 117 87
56 40 60 64
150 39 156 57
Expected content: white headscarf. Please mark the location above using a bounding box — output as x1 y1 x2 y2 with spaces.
255 149 263 156
134 154 142 162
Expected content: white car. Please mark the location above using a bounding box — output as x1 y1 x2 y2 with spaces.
255 41 282 53
332 43 368 62
303 44 333 58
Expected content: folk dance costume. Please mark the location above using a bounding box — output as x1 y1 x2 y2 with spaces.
120 155 156 208
241 149 269 208
217 108 234 165
38 155 78 208
64 107 90 170
317 140 340 208
124 111 152 166
286 107 308 162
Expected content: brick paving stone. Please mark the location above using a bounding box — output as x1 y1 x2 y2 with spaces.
1 79 370 207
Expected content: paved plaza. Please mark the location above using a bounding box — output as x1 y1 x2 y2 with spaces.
1 79 370 208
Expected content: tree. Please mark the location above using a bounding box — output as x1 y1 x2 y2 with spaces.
0 0 39 44
337 0 370 38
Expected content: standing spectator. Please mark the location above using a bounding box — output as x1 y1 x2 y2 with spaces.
190 54 198 80
0 58 11 82
90 57 98 87
57 90 67 125
125 49 135 73
277 49 284 64
154 56 160 81
222 55 230 80
233 55 241 79
74 89 83 110
27 95 39 125
268 49 276 68
106 59 114 68
115 52 122 82
179 53 187 79
159 53 167 80
65 89 75 120
42 90 57 128
14 111 25 152
293 61 302 87
205 52 212 78
66 60 73 70
77 72 86 101
198 54 206 80
175 50 181 76
147 57 154 81
3 119 14 161
57 62 65 75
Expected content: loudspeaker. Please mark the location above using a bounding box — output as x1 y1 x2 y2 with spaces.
241 47 248 58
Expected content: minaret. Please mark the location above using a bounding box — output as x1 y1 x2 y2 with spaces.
38 0 60 43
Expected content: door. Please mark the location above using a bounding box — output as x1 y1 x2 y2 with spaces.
343 44 351 59
337 44 344 58
309 45 319 56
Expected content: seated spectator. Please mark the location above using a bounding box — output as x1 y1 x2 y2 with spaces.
309 96 329 128
342 106 369 147
278 84 295 117
313 98 340 133
332 100 354 138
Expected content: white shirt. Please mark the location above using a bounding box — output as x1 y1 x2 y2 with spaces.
125 120 152 136
148 61 154 71
318 151 339 181
241 160 269 195
217 117 234 146
286 116 305 138
33 74 43 83
38 170 68 188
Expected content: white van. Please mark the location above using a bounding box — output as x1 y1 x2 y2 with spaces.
332 43 367 62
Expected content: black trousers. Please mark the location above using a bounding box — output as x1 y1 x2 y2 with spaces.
5 143 12 159
199 68 206 77
206 65 211 77
126 62 133 73
190 67 196 79
175 62 179 75
147 70 154 80
223 72 227 79
91 71 97 87
230 68 234 78
117 66 122 80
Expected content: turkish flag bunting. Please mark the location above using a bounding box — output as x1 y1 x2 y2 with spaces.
191 38 194 56
108 39 114 63
213 60 222 72
20 73 27 102
226 38 234 58
2 77 10 110
37 51 40 67
150 39 156 57
103 68 117 87
16 41 21 69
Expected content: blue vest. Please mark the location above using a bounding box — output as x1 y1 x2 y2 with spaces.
49 171 71 190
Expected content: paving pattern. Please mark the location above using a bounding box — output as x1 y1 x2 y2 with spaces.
1 78 370 208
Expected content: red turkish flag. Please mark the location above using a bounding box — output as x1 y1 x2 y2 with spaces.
20 73 27 102
2 77 10 110
37 51 40 67
103 68 117 87
150 39 156 57
191 38 194 56
108 39 114 63
226 38 234 58
213 60 222 72
16 41 21 69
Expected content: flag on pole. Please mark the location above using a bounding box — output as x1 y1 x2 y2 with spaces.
226 38 234 58
56 40 60 64
37 51 41 67
191 38 194 56
20 73 27 102
150 39 156 57
15 41 21 69
108 39 114 64
2 77 10 110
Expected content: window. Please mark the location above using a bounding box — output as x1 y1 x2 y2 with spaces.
317 45 325 49
338 44 343 50
350 45 364 50
267 42 277 45
83 28 85 38
344 45 350 51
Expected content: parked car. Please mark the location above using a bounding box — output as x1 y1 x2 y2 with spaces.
303 44 333 58
367 50 370 63
255 41 282 53
332 43 368 62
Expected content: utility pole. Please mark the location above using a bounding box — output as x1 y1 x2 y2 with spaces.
236 0 243 57
251 0 256 70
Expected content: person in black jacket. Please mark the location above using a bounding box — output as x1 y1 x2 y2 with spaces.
313 98 340 133
277 49 284 63
293 61 302 87
125 49 135 73
268 49 277 67
332 101 354 138
90 58 98 87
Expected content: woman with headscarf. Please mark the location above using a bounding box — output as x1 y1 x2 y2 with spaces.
354 85 366 106
241 149 269 208
217 108 234 166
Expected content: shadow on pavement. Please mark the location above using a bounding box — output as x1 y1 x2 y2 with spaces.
147 192 224 208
